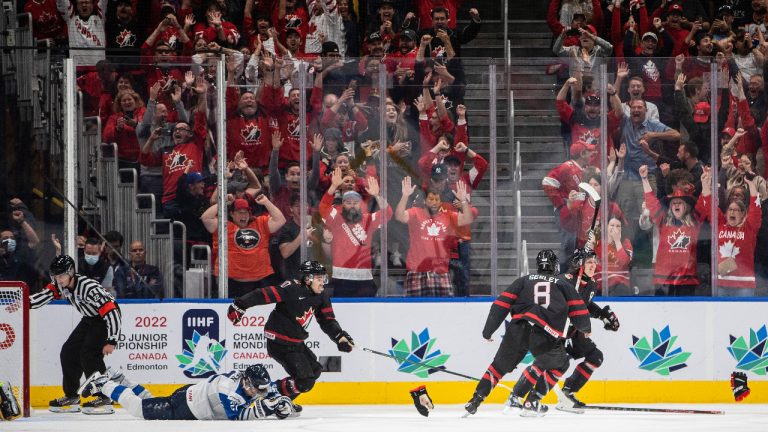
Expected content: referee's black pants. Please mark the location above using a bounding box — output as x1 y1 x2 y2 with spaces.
60 317 108 397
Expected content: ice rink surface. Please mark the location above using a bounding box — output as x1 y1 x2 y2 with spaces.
5 404 768 432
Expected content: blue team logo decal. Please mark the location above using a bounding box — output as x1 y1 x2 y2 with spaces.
389 328 450 377
176 309 228 378
630 325 691 375
728 325 768 375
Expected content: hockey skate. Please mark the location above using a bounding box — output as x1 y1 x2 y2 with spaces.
462 393 484 417
520 396 548 417
82 394 114 415
502 394 524 414
48 395 81 413
554 385 585 414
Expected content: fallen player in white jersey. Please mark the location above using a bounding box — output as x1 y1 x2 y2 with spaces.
78 364 296 420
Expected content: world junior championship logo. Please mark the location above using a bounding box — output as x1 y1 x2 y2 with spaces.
389 328 449 377
630 325 691 375
728 325 768 375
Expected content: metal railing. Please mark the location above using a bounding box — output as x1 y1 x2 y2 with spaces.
97 143 118 231
149 220 187 299
189 245 212 298
117 168 138 243
133 194 156 250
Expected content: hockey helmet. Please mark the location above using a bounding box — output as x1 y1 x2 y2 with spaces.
300 260 328 284
49 255 75 277
241 364 271 398
568 248 598 273
536 249 559 274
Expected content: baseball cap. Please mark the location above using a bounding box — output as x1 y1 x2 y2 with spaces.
570 140 596 156
400 29 418 42
642 32 658 41
443 155 461 166
718 5 734 17
668 4 683 14
583 24 597 35
342 191 362 202
233 198 251 211
368 32 383 42
322 41 340 55
186 172 204 184
584 92 601 105
693 101 710 123
160 1 175 15
431 163 448 181
721 126 736 137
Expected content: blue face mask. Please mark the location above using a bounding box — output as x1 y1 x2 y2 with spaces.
2 238 16 253
84 254 100 265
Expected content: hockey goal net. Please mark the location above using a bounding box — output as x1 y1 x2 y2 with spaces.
0 282 29 417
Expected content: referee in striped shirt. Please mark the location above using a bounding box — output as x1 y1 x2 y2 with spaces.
30 255 122 414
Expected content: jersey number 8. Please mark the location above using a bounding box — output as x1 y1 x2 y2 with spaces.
534 282 551 309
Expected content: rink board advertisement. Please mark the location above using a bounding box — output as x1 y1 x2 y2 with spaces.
26 299 768 404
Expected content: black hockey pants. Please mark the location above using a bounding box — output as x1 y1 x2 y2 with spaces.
60 317 108 397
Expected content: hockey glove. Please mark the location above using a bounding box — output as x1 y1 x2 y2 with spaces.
731 371 750 402
601 306 620 331
264 396 295 419
0 381 21 421
410 385 434 417
227 302 246 325
334 330 355 352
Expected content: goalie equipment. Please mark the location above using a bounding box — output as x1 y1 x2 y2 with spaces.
49 395 81 413
334 330 355 352
0 381 20 421
410 385 434 417
731 371 750 402
600 306 620 331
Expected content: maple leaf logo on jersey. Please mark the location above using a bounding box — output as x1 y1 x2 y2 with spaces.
116 29 136 47
166 150 189 173
288 118 300 138
296 307 314 329
167 34 178 48
667 229 690 250
426 222 443 236
240 123 261 142
719 240 740 259
578 129 598 145
286 16 303 28
351 224 367 242
643 59 660 82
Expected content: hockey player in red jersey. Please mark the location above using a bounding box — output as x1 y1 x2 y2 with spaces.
641 164 708 296
226 261 354 408
464 249 591 417
697 168 762 296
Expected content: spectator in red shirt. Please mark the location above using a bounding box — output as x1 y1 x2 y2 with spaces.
25 0 67 42
594 216 633 296
395 176 475 297
192 1 241 48
319 168 392 297
102 89 146 168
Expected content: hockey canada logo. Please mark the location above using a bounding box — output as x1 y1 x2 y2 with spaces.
389 328 449 378
177 310 228 378
667 229 691 250
727 325 768 375
630 325 691 375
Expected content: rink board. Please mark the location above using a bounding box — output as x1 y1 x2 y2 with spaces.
25 299 768 406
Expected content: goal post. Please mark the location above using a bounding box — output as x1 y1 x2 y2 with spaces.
0 282 30 417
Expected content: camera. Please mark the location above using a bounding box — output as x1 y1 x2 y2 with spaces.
745 172 756 181
159 126 173 136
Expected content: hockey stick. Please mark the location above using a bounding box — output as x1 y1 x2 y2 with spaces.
362 347 514 392
582 405 724 415
573 182 601 289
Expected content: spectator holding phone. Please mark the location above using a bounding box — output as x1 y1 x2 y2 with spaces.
102 89 146 169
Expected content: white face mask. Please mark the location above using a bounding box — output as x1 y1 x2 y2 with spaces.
2 238 16 253
84 254 100 265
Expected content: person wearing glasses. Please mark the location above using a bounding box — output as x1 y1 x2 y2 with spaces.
113 240 164 298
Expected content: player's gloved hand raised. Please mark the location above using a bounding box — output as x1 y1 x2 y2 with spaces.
409 385 434 417
227 302 246 325
731 371 750 401
601 305 620 331
334 330 355 352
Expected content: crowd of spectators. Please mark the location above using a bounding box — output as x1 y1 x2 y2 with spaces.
6 0 492 298
543 0 768 296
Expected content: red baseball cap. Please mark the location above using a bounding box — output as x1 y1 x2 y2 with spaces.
233 198 251 211
693 101 710 123
570 140 596 157
668 4 683 14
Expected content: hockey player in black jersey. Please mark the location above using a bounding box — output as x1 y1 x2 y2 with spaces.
226 260 355 406
464 249 592 417
30 255 123 414
547 248 620 413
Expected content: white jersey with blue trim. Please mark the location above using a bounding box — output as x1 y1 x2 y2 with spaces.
185 371 257 420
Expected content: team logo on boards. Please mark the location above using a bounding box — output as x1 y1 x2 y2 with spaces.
630 325 690 375
176 309 228 378
389 328 449 378
728 325 768 375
